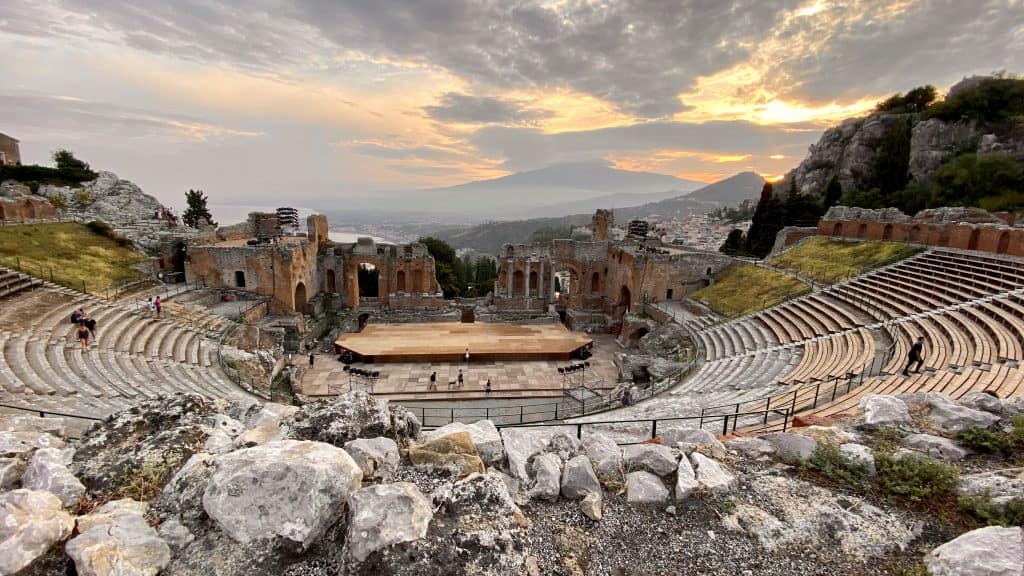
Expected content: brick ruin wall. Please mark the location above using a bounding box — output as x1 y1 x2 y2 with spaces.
818 219 1024 257
0 196 56 221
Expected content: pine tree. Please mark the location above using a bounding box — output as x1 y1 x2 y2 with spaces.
744 182 786 257
182 189 216 228
719 229 745 255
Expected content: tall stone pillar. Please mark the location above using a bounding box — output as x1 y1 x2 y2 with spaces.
525 260 531 299
507 260 513 296
539 259 545 303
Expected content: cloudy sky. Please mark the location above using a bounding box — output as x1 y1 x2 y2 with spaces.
1 0 1021 207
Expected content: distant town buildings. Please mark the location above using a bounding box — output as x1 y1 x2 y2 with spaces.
0 133 21 166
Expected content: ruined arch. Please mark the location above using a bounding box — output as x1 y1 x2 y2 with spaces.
512 270 524 295
590 272 600 292
396 270 406 292
831 222 843 237
882 224 893 241
529 270 538 294
294 281 308 314
411 269 423 292
968 228 981 251
997 231 1010 254
619 285 632 309
21 200 35 219
326 269 336 293
857 223 867 238
907 226 921 243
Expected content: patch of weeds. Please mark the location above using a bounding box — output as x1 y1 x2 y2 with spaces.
873 427 905 455
875 452 958 502
114 452 185 501
959 492 1024 527
804 442 872 490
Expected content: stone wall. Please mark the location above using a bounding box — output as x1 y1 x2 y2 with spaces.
0 196 56 221
819 206 1024 257
769 226 819 257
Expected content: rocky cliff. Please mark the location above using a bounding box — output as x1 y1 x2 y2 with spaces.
780 77 1024 199
2 390 1022 575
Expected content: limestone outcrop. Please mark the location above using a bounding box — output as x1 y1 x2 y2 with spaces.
0 489 74 574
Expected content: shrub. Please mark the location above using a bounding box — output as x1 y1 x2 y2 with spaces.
957 427 1012 454
873 427 905 455
85 220 132 248
73 189 94 209
114 452 185 501
960 493 1024 527
875 452 958 502
805 442 871 489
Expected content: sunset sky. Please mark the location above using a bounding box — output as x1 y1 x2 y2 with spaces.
1 0 1022 206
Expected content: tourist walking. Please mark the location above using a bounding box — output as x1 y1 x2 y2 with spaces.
429 371 438 391
903 336 925 376
76 323 91 350
464 347 470 364
457 369 464 388
147 297 156 318
71 308 84 324
309 352 315 367
485 379 492 393
83 316 97 346
154 296 162 319
621 387 632 407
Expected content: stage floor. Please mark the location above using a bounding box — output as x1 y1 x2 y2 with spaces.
300 334 618 401
334 322 593 363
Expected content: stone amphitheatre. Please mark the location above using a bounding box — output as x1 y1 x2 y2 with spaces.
1 178 1024 574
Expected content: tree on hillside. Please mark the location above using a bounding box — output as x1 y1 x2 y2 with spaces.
719 229 745 255
783 179 825 226
931 153 1024 210
52 149 90 171
420 236 466 298
744 182 786 258
182 189 217 228
875 85 937 114
823 176 843 209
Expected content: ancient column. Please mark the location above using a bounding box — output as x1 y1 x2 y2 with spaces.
507 259 513 296
525 260 531 299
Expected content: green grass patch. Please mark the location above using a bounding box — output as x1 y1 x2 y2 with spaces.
692 264 809 318
768 237 920 284
0 222 147 292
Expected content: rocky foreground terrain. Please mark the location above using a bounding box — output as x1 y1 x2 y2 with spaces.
1 390 1022 575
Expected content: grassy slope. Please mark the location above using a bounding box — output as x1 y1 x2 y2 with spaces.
0 222 147 292
692 264 810 318
768 237 920 284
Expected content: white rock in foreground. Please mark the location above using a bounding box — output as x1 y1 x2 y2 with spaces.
344 437 400 481
66 499 171 576
560 455 601 500
859 395 911 428
623 444 678 476
691 453 735 494
202 440 362 549
22 447 86 508
626 471 669 506
674 454 699 500
345 483 433 563
423 420 504 466
528 453 562 502
0 489 74 575
925 526 1023 576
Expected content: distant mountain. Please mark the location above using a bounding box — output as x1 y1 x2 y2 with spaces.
612 171 765 220
436 171 765 252
343 160 704 220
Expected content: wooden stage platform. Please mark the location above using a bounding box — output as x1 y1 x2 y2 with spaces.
334 322 593 363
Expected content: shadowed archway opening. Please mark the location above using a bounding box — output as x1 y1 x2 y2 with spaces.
294 281 308 314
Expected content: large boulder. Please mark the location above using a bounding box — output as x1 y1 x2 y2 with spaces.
407 431 486 476
674 454 699 501
903 433 970 461
284 391 420 448
344 483 433 564
581 433 623 481
957 471 1024 512
546 433 584 462
0 457 25 490
839 443 876 475
233 407 291 448
726 437 776 459
626 471 669 506
527 453 562 501
926 402 1000 434
660 427 726 456
71 394 217 497
761 432 817 462
925 526 1024 576
345 473 531 575
0 489 74 575
959 392 1007 415
691 453 736 494
501 428 563 482
66 499 171 576
22 447 86 508
623 444 678 477
859 395 911 429
344 437 400 481
0 430 65 459
203 414 243 455
421 420 503 466
0 413 66 438
158 452 216 529
202 440 362 549
560 455 601 500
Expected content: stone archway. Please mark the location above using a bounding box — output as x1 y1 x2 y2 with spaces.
968 229 981 251
590 272 600 292
907 226 921 243
294 281 308 314
326 269 337 293
619 285 632 309
22 200 35 219
882 224 893 241
512 270 524 295
997 231 1010 254
857 223 867 238
831 222 843 236
529 270 538 295
396 270 406 292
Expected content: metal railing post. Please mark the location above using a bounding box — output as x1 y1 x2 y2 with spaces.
722 415 730 435
651 419 658 439
576 423 582 439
